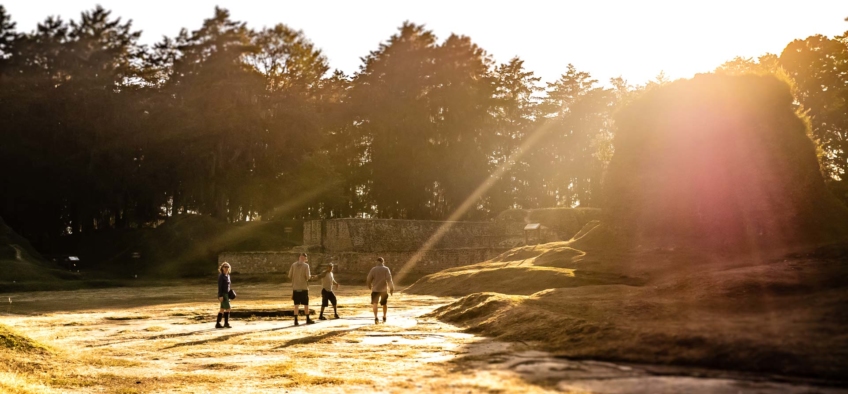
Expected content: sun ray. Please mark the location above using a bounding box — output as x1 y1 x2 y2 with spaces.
396 120 556 282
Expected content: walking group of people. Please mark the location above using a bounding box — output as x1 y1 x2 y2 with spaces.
215 253 396 328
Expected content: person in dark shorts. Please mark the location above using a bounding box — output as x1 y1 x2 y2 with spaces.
216 262 232 329
288 253 316 326
319 263 340 320
366 257 395 324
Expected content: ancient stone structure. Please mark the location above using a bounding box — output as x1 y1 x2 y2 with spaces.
221 219 507 275
220 209 602 276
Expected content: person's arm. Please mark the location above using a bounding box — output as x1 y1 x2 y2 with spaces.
288 263 294 280
218 275 226 298
387 268 395 294
366 269 373 289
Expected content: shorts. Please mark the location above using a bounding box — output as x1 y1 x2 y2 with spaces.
292 290 309 305
321 289 337 308
220 294 231 309
370 291 389 306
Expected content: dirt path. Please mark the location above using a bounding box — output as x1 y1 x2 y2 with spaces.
2 284 845 393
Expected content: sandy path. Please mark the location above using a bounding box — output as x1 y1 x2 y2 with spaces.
2 284 845 393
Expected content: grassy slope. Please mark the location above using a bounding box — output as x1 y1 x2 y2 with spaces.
0 216 76 284
408 224 848 381
1 215 298 291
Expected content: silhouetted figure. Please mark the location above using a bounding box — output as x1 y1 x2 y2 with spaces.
216 262 232 329
288 253 315 325
319 263 340 320
366 257 395 324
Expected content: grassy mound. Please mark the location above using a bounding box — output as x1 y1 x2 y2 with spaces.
0 324 50 354
0 216 74 283
0 324 55 394
406 242 645 296
425 243 848 380
606 73 848 252
412 74 848 380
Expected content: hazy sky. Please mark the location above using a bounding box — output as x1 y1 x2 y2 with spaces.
3 1 846 85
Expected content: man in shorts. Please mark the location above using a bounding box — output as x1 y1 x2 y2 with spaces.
288 253 316 326
319 263 340 320
366 257 395 324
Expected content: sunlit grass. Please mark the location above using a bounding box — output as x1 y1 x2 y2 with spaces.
0 371 54 394
0 284 490 392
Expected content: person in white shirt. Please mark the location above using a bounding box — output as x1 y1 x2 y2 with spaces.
318 263 340 320
366 257 395 324
288 253 316 326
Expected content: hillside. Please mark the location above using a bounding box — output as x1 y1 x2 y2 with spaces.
0 216 72 283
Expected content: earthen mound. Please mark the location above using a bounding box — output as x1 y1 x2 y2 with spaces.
606 73 848 252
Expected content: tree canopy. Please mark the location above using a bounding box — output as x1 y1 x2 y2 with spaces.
1 6 846 246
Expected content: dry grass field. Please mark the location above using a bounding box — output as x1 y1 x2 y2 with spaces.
0 283 562 393
1 283 846 393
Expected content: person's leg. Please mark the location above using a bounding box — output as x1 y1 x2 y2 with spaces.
219 296 231 327
306 299 314 323
319 290 327 319
293 301 300 325
216 308 223 328
331 294 339 318
370 292 379 323
382 293 388 322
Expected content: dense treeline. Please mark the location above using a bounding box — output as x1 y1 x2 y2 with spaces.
1 6 846 244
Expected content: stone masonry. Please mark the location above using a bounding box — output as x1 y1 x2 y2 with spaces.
219 209 602 276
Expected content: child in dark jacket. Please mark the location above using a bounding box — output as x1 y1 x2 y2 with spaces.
217 262 232 329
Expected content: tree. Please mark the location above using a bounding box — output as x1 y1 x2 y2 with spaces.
483 57 543 213
0 5 16 62
247 24 329 94
349 23 501 219
525 64 615 208
779 35 848 182
0 6 144 239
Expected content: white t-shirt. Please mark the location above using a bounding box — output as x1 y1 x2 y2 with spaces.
321 272 336 292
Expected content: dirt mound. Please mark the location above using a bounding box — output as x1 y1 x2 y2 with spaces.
606 73 848 252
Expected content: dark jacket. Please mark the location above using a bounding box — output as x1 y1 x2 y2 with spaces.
218 273 231 298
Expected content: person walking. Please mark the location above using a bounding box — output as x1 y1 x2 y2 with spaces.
216 262 233 329
288 253 316 326
366 257 395 324
319 263 340 320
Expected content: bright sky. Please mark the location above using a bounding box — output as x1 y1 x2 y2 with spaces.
3 1 846 86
